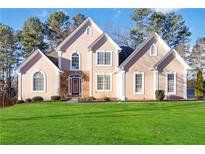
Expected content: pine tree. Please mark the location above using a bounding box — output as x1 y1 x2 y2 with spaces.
0 23 16 102
130 9 191 52
21 17 48 57
72 13 86 29
194 69 204 99
45 11 71 48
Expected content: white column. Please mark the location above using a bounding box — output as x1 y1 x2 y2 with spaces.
89 51 93 96
121 70 125 101
58 51 62 69
18 72 22 100
153 70 159 100
184 70 187 99
118 70 125 101
56 71 60 95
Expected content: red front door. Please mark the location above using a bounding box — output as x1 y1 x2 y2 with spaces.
72 78 79 95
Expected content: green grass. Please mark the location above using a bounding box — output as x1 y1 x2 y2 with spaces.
0 101 205 144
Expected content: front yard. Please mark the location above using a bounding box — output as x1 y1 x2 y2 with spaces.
0 101 205 144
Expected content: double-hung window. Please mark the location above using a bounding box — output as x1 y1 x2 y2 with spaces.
134 72 144 94
96 51 112 66
96 74 112 91
166 72 176 94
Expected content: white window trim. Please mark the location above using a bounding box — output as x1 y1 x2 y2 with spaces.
165 72 177 95
31 70 46 93
96 50 112 67
133 72 145 94
95 73 112 92
86 26 92 36
70 50 81 70
149 44 158 56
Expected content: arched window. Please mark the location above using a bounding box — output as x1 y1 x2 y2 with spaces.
86 26 92 36
150 44 157 56
71 52 80 70
33 71 45 91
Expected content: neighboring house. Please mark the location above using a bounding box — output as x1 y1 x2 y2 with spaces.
17 17 191 101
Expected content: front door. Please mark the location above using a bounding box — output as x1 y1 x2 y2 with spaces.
72 78 79 95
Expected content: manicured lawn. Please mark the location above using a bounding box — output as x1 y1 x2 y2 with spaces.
0 101 205 144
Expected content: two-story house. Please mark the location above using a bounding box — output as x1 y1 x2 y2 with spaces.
17 17 191 101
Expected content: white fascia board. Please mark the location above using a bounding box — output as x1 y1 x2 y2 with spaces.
16 50 39 73
173 49 192 70
88 33 121 51
119 33 171 69
16 49 61 73
154 32 170 51
57 17 103 51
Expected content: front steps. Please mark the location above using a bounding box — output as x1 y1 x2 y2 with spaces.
67 97 79 103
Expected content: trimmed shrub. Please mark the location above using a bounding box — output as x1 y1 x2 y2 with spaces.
16 100 25 104
88 96 96 101
104 97 110 102
195 69 204 100
51 95 61 101
32 96 44 102
155 90 165 101
25 98 32 103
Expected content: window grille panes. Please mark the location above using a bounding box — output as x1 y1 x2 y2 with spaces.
86 27 92 36
97 51 111 65
135 73 143 93
97 74 111 91
33 72 44 91
167 74 175 93
150 44 157 55
72 53 79 70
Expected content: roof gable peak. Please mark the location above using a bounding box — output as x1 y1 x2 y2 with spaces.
17 49 61 73
88 32 121 51
57 17 103 51
120 32 170 68
154 49 192 70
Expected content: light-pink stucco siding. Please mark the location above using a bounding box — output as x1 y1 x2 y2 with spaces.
20 52 59 100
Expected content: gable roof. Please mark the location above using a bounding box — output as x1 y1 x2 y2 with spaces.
119 33 169 69
16 49 61 73
154 49 192 70
119 32 191 70
57 17 103 51
88 33 121 51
